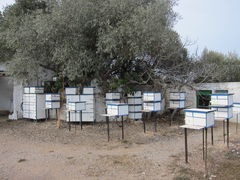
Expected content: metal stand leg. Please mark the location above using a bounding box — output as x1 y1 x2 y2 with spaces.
80 110 83 130
227 118 229 148
45 109 48 121
68 111 71 131
75 112 77 134
184 128 188 163
107 116 110 142
48 109 50 120
211 127 214 145
205 128 208 174
203 128 205 160
154 114 157 132
56 109 58 120
223 120 226 143
237 114 238 133
122 116 124 140
143 113 146 133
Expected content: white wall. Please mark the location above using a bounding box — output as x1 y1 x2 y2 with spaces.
168 82 240 122
0 77 13 112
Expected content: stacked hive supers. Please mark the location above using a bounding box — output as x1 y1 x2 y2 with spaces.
127 91 142 120
65 87 81 122
210 94 233 119
105 92 128 116
143 92 161 112
80 87 95 122
45 94 60 109
23 86 46 120
169 92 186 108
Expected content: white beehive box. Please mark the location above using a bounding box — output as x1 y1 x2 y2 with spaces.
143 92 161 102
143 102 161 111
169 100 185 108
210 94 233 106
170 92 186 100
45 101 60 109
184 108 215 127
129 112 142 120
107 103 129 116
127 91 142 98
68 102 86 111
45 94 60 101
22 94 46 120
105 99 120 104
233 103 240 113
128 98 142 104
129 104 142 112
66 95 81 103
211 106 233 119
82 112 95 122
65 87 79 95
106 92 120 100
83 87 95 94
80 94 94 103
24 86 44 94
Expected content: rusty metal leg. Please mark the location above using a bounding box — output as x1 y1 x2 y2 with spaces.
68 111 71 131
184 128 188 163
205 128 208 174
143 113 146 133
154 113 157 132
122 116 124 140
107 116 110 142
80 110 83 130
223 120 226 143
237 113 238 133
211 127 214 145
203 128 205 160
227 118 229 148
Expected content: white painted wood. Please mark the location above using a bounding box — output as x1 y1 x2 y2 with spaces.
83 87 95 94
45 94 60 101
127 91 142 98
65 87 78 95
169 100 185 108
211 107 233 119
66 95 81 103
23 94 46 120
143 102 161 111
24 86 44 94
210 94 233 106
106 93 120 100
170 92 186 100
107 103 129 116
143 92 161 101
128 98 142 104
128 112 142 119
184 108 215 128
129 105 142 112
45 101 60 109
68 102 86 111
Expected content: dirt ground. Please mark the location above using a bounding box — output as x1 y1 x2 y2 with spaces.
0 116 239 180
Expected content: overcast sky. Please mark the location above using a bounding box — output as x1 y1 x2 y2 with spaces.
174 0 240 55
1 0 240 55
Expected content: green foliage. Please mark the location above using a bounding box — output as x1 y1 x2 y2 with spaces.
200 48 240 82
0 0 189 93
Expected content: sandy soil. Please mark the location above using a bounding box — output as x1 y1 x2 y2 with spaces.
0 116 237 180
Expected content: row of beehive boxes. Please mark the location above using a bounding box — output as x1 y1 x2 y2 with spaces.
184 107 236 127
184 94 235 127
106 92 162 116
